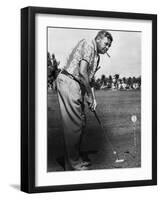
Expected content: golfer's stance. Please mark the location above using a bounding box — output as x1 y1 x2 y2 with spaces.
56 30 113 170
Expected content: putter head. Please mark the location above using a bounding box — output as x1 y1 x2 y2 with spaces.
115 159 125 163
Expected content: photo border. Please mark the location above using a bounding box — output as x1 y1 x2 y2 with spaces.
21 6 157 193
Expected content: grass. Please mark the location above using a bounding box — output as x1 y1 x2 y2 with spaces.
47 89 141 171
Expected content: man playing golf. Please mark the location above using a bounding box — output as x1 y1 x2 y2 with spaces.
56 30 113 170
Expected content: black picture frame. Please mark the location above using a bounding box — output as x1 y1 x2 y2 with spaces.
21 6 157 193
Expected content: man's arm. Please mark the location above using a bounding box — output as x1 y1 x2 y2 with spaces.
91 87 95 99
79 60 96 110
79 60 92 97
91 87 97 111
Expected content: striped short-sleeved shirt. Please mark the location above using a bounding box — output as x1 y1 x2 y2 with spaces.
63 39 100 82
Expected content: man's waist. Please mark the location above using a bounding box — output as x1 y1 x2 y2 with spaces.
61 69 81 85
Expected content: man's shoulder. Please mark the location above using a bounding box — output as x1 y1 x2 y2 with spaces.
78 38 94 49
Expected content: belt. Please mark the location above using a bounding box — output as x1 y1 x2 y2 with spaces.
61 70 81 85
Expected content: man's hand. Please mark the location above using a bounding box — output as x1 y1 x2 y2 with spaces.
91 98 97 111
86 95 97 111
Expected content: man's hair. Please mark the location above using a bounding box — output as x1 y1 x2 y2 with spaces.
95 30 113 42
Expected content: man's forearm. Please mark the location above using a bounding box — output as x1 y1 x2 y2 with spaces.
80 75 95 100
91 87 96 100
79 73 93 97
79 60 97 110
79 60 93 98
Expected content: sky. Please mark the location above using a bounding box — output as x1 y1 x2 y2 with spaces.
48 27 141 78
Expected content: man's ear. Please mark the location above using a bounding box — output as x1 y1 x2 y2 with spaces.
96 36 101 42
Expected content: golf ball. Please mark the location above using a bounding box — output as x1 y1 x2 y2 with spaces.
131 115 137 123
113 151 116 154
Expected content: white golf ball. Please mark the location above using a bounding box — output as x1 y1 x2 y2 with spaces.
131 115 137 123
113 151 116 154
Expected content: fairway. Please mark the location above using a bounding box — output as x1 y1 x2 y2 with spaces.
47 89 141 172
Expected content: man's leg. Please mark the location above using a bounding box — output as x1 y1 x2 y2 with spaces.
56 74 88 170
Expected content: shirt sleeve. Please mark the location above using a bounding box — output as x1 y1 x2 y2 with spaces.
81 40 93 63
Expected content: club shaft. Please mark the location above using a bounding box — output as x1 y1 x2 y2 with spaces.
93 111 102 126
93 111 117 156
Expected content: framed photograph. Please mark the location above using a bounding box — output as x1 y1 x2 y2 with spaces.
21 6 157 193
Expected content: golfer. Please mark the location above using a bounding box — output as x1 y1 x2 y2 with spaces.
56 30 113 170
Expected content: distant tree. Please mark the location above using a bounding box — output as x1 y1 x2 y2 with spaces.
47 52 60 89
122 77 127 84
137 76 141 86
47 52 52 66
100 74 107 86
118 78 122 83
132 76 137 84
114 74 120 89
93 78 101 90
108 75 112 88
127 77 132 88
114 74 120 81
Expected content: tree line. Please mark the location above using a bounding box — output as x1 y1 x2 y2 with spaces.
47 52 60 89
94 74 141 90
47 52 141 90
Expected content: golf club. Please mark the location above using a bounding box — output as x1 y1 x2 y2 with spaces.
93 110 124 163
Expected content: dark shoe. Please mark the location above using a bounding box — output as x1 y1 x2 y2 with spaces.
81 161 91 166
73 163 89 171
64 161 90 171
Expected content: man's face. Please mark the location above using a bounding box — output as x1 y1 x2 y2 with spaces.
96 36 112 54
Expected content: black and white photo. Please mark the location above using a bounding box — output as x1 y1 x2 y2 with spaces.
47 28 141 172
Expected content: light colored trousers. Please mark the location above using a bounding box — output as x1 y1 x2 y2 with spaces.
56 73 86 169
